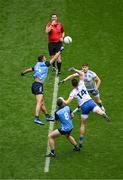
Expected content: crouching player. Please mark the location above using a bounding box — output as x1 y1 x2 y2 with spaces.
46 97 80 157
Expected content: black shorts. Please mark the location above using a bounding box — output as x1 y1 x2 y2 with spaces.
48 42 62 56
31 82 43 95
58 128 72 135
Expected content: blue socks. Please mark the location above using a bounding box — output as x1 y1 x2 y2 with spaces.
79 135 84 144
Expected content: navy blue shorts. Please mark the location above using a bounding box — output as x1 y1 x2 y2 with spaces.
88 89 99 97
31 82 43 95
58 128 72 135
48 42 62 56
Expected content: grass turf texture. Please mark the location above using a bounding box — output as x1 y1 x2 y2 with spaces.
0 0 123 178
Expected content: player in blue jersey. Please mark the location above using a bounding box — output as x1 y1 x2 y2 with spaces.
21 47 64 125
59 67 110 147
46 97 80 157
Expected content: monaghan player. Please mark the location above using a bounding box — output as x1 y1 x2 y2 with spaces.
61 64 105 114
59 67 110 147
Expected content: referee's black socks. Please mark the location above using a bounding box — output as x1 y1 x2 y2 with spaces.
52 62 56 68
51 150 55 155
57 61 62 73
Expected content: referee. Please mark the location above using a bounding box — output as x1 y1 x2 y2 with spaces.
45 14 65 76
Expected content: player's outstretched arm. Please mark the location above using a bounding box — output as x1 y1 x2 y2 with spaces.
64 97 73 105
50 47 64 65
68 67 84 80
64 73 78 81
21 67 33 76
58 96 73 105
59 73 78 85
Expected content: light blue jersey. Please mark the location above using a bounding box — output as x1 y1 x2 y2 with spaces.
55 106 73 132
33 61 50 82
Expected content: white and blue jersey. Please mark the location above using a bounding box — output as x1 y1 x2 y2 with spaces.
70 80 97 115
84 70 100 97
55 106 73 132
69 80 92 106
84 70 97 91
32 61 50 82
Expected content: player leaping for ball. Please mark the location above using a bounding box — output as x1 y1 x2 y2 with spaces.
59 67 110 147
21 47 64 125
72 64 106 114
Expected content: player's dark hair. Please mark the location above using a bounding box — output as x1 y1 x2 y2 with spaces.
38 55 44 62
71 79 78 87
82 63 89 67
51 13 57 17
57 98 63 107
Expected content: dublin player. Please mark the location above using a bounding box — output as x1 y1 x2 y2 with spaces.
21 47 64 125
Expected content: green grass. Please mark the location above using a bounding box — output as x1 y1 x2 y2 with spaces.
0 0 123 179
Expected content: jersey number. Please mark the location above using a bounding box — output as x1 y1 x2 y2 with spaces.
77 89 87 99
64 112 69 120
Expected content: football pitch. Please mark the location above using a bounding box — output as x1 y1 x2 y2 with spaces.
0 0 123 179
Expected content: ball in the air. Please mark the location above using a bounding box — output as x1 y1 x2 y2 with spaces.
63 36 72 44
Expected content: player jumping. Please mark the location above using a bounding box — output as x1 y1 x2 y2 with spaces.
59 67 110 147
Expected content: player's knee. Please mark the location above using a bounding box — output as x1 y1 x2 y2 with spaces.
37 99 42 105
93 106 101 113
95 97 101 103
97 100 102 104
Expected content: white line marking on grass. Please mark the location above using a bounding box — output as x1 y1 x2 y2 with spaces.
44 73 59 173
